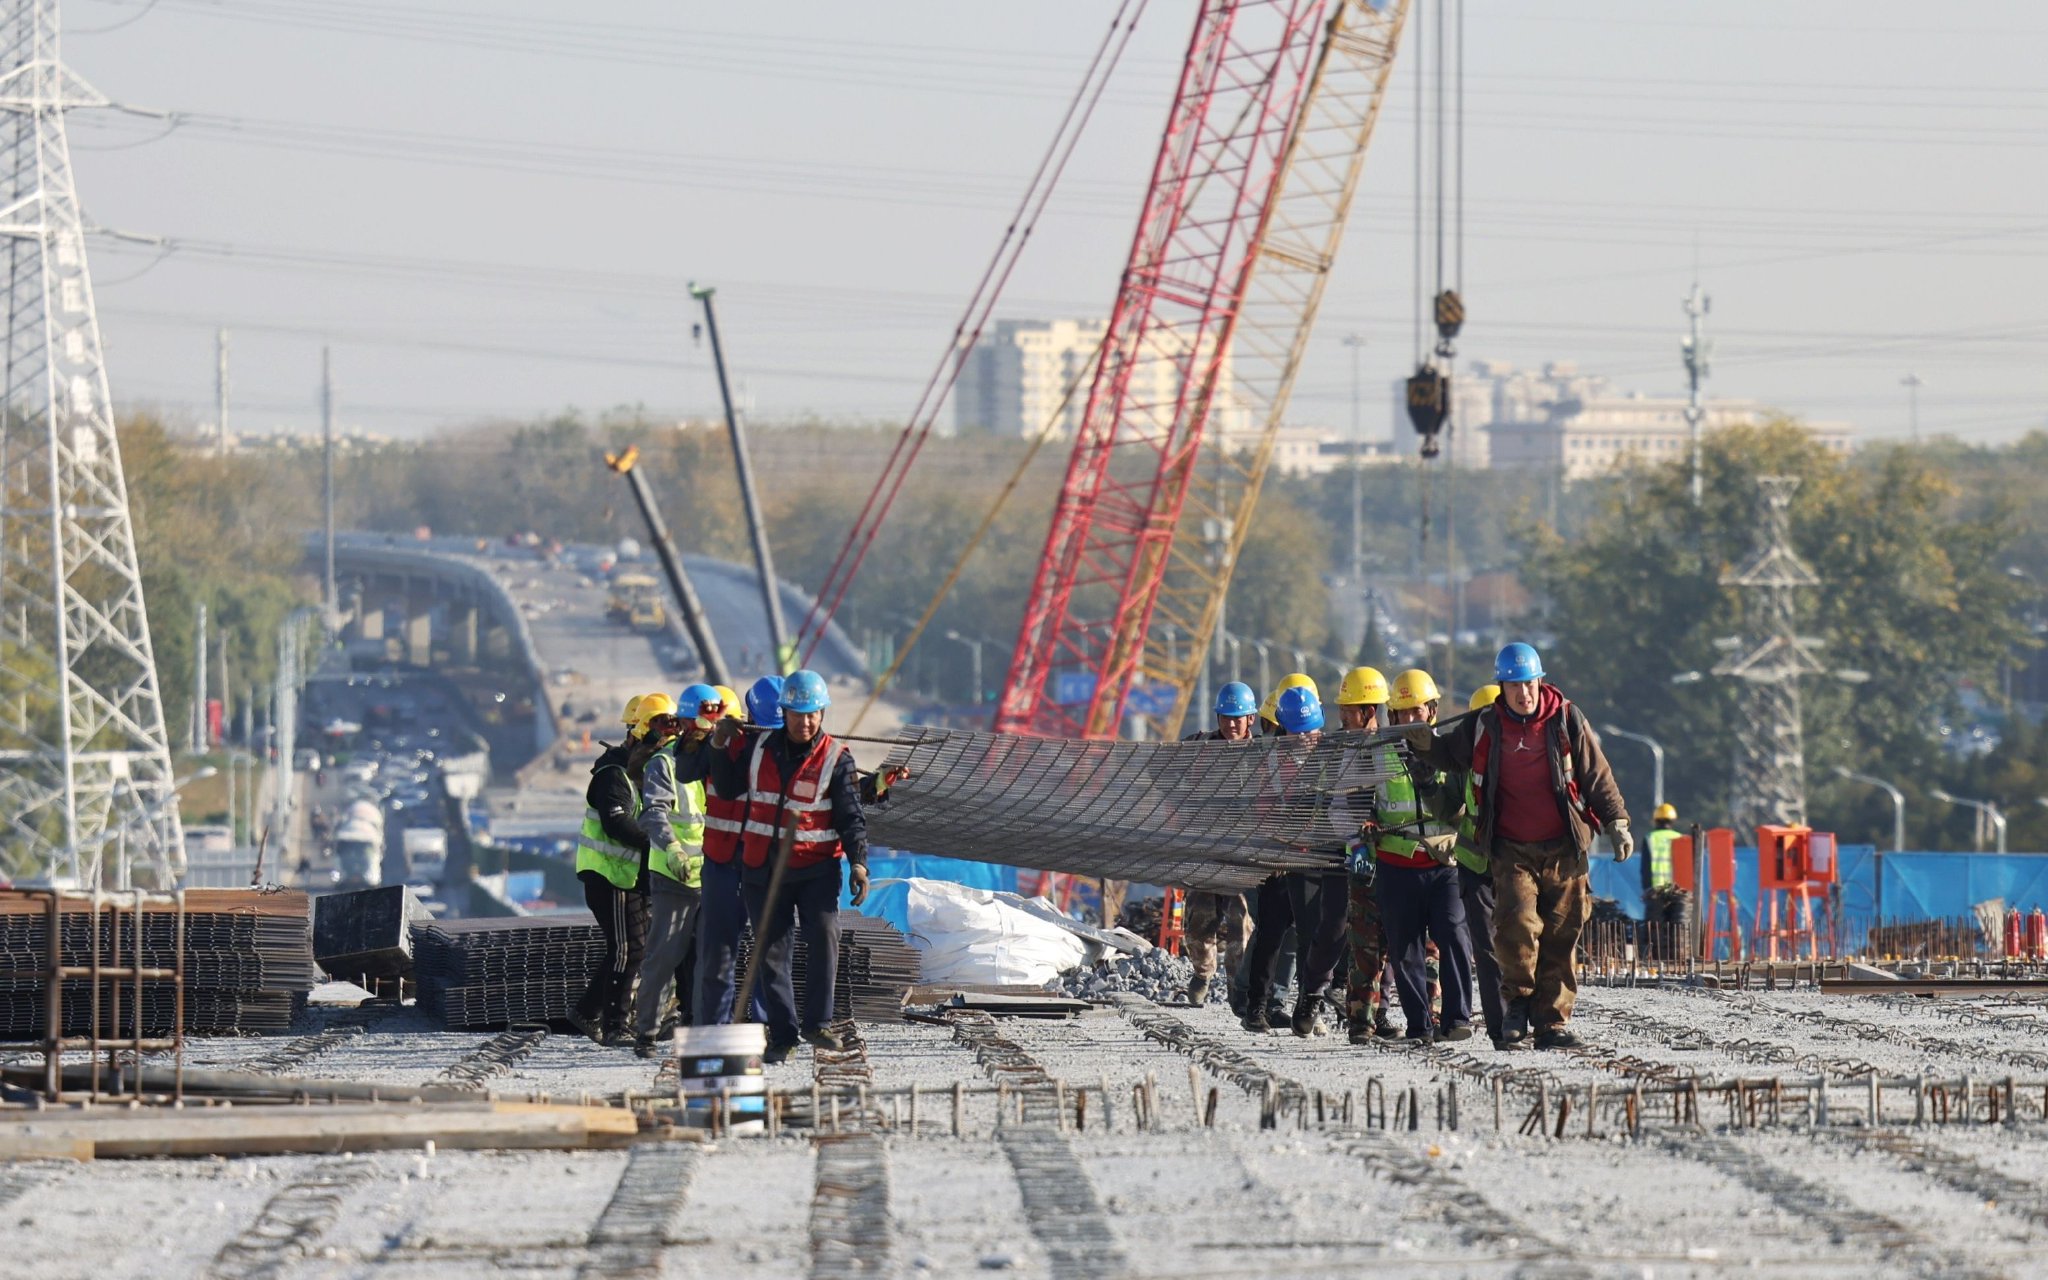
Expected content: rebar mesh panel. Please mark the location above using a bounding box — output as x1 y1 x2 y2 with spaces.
868 726 1410 891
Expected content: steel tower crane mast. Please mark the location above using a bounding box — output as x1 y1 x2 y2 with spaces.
994 0 1329 738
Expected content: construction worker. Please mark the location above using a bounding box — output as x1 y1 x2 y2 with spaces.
1242 683 1347 1035
706 670 872 1063
569 694 658 1043
1408 643 1631 1049
1368 669 1473 1043
1330 666 1400 1041
1257 672 1317 736
1642 802 1689 952
630 689 711 1058
1181 682 1257 1007
693 676 781 1027
1451 684 1507 1047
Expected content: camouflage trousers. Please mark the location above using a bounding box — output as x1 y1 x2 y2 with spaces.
1183 890 1248 981
1343 878 1439 1029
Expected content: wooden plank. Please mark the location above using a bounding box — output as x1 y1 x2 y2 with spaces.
0 1102 641 1161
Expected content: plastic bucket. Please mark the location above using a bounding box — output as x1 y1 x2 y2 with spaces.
676 1022 767 1134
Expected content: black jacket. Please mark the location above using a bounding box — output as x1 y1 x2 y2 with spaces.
585 740 651 865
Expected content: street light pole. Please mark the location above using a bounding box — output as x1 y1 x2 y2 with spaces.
943 630 985 705
1833 766 1905 853
1901 372 1924 444
1931 788 2006 853
1600 724 1665 812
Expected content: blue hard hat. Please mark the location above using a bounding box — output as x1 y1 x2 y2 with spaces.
779 669 831 714
1276 685 1325 734
1495 642 1545 684
678 683 720 719
745 675 785 728
1213 681 1258 719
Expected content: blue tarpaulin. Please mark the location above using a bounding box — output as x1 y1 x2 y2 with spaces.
837 850 1018 910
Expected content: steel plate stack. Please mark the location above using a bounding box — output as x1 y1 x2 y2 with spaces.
0 889 315 1038
413 913 606 1029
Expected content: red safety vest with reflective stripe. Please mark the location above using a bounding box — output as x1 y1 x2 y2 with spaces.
702 787 747 864
739 731 849 871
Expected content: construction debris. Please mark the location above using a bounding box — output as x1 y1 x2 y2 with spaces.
1059 948 1216 1005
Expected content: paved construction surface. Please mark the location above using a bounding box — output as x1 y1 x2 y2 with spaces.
6 985 2048 1277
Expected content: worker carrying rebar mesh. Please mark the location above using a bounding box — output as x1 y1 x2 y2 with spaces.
568 694 658 1045
1179 682 1258 1008
1327 666 1406 1044
1450 683 1508 1048
692 676 782 1029
1406 643 1631 1050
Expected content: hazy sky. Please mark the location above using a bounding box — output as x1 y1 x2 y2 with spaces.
65 0 2048 446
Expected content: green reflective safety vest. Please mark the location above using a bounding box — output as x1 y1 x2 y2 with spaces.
1453 770 1487 875
650 778 708 890
1373 745 1456 860
576 762 643 890
1648 827 1680 889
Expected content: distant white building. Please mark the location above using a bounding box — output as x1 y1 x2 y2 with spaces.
1391 360 1853 478
955 318 1246 441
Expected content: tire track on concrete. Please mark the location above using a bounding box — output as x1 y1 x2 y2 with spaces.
208 1158 381 1280
1823 1129 2048 1231
1668 1134 2008 1280
577 1143 703 1280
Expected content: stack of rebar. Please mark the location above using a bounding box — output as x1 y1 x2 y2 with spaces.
734 915 923 1024
0 889 314 1038
414 913 606 1029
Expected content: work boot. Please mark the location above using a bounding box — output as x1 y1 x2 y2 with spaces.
1186 976 1210 1008
1503 997 1532 1046
1533 1025 1584 1051
1348 1020 1376 1046
1373 1013 1399 1039
1263 1000 1289 1029
1439 1023 1475 1043
566 1008 604 1044
801 1026 846 1053
762 1041 797 1065
1240 1007 1271 1034
1290 992 1320 1038
632 1035 662 1060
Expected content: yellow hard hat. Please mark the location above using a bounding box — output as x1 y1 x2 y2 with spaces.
708 685 741 727
1388 668 1440 712
1260 673 1317 724
1468 683 1501 711
630 691 679 738
621 694 645 727
1654 802 1679 823
1338 666 1390 706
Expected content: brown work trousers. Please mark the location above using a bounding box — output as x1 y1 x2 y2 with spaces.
1492 839 1591 1029
1183 890 1248 980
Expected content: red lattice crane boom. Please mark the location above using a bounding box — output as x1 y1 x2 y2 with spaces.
993 0 1327 738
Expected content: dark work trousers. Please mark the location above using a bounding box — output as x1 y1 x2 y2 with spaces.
1458 864 1505 1043
1292 871 1353 998
575 870 650 1033
1241 875 1298 1010
1375 862 1473 1036
742 866 842 1046
693 857 762 1026
633 882 700 1039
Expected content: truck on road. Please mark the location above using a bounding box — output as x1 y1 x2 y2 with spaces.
333 799 385 888
402 827 450 882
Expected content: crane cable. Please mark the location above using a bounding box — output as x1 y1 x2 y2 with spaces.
790 0 1151 666
1411 0 1464 678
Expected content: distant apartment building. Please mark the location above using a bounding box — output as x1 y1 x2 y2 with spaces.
955 318 1247 441
1389 360 1853 478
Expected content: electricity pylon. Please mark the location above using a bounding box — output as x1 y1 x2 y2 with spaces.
0 0 180 885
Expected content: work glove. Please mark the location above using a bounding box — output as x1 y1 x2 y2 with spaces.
1609 819 1634 863
848 862 871 907
1395 723 1434 752
678 849 704 889
709 714 742 749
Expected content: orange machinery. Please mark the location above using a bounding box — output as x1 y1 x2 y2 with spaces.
1753 824 1838 961
1671 827 1744 961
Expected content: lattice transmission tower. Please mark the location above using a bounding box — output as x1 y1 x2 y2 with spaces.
0 0 180 884
1714 475 1824 833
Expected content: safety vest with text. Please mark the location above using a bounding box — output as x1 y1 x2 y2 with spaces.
739 732 851 872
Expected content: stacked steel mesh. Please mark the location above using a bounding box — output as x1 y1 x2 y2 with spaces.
413 914 606 1029
868 725 1413 891
0 889 315 1038
732 915 923 1024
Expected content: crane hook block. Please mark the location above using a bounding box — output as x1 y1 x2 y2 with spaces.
1406 365 1449 441
1434 289 1465 342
